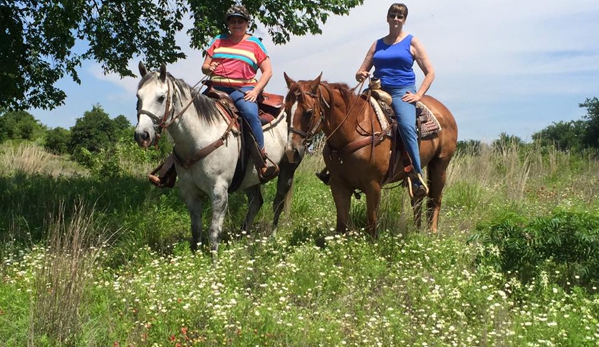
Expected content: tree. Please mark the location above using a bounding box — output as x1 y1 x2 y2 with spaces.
492 132 525 153
580 97 599 149
0 109 45 142
532 120 586 152
112 115 132 140
456 139 482 156
68 105 116 159
44 127 71 155
1 0 364 111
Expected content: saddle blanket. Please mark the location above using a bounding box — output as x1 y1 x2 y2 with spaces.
369 97 442 139
416 102 442 138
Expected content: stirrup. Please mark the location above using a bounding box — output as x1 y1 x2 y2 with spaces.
148 153 177 188
258 150 279 183
406 173 429 199
148 174 163 187
259 164 279 183
315 169 330 185
259 163 279 183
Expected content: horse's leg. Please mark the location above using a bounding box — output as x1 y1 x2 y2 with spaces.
242 184 264 233
208 185 229 252
425 158 451 233
411 195 425 230
183 198 204 252
272 159 299 231
330 181 353 233
363 183 382 238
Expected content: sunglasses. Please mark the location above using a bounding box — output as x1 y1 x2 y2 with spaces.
227 18 248 25
388 13 405 20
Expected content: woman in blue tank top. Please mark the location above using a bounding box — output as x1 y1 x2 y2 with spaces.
355 3 435 197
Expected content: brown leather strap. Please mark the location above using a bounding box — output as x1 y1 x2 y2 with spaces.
328 126 390 162
173 110 237 169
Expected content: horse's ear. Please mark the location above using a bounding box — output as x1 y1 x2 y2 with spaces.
283 72 296 89
139 61 148 77
159 64 167 82
310 72 323 93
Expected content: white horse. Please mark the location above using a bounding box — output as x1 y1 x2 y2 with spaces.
134 62 297 252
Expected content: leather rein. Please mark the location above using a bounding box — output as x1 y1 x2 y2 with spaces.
310 82 392 162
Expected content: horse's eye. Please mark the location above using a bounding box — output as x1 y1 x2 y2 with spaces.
157 95 165 103
304 109 314 117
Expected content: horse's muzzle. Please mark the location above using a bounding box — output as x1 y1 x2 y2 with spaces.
134 130 153 148
285 147 304 164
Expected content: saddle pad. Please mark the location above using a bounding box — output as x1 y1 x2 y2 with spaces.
369 97 391 130
416 102 442 138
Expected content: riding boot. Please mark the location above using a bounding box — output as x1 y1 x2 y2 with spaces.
258 148 279 183
148 152 177 188
406 172 428 199
315 168 330 185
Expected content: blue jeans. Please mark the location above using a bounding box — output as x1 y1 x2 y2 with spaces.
383 85 422 175
215 86 264 149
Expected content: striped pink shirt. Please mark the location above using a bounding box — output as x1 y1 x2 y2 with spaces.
206 34 268 87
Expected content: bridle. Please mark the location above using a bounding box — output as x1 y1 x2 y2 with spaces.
137 79 173 137
287 85 329 145
136 76 202 140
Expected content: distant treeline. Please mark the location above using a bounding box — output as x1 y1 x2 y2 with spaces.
456 97 599 155
1 97 598 163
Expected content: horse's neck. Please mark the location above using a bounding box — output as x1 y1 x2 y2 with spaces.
167 95 228 156
323 88 368 143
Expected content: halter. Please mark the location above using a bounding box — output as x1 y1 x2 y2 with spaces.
288 86 329 145
137 76 205 142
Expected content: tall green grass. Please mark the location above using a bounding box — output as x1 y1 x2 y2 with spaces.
1 142 599 346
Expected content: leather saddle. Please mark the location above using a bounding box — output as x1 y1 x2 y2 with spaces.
202 82 284 125
148 83 285 189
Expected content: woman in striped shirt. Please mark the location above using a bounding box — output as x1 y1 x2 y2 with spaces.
202 5 278 182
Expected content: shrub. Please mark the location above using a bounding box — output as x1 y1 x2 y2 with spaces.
470 210 599 290
44 127 71 154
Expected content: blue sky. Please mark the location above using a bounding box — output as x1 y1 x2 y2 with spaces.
31 0 599 142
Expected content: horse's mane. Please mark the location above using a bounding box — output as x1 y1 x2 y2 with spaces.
320 81 356 109
139 72 220 125
288 79 356 110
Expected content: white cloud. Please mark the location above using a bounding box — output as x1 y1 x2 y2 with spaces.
48 0 599 141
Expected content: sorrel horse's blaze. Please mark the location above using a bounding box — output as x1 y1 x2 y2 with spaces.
284 73 458 236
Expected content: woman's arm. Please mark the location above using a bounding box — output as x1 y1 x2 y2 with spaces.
201 55 220 76
244 57 273 102
355 41 376 82
404 36 435 102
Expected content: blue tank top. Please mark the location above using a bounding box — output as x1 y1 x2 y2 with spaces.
372 35 415 87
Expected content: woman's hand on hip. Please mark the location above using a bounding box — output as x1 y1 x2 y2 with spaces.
402 91 422 103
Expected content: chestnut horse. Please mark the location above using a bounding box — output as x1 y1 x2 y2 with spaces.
284 73 458 236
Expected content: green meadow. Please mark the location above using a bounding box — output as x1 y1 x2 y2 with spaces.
1 141 599 346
